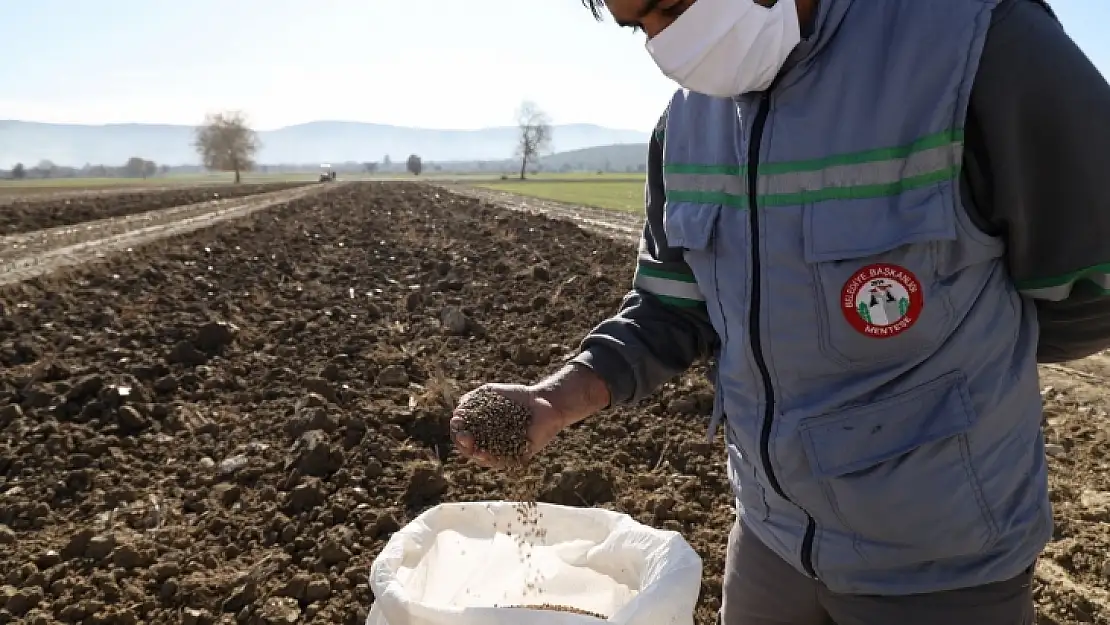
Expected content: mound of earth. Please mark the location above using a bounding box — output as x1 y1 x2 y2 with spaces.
0 182 1105 624
0 182 308 236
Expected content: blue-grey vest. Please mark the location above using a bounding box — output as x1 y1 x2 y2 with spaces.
661 0 1052 595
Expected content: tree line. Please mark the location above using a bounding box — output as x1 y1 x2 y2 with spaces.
189 101 551 182
5 158 169 181
3 100 555 183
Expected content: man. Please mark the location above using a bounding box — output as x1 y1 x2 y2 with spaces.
452 0 1110 623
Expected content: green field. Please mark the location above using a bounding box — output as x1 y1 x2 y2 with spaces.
472 178 644 212
0 173 320 197
0 172 648 211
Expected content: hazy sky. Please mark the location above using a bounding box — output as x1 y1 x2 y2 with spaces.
0 0 1106 132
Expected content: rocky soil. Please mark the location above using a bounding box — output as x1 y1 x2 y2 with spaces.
0 182 1106 624
0 183 308 236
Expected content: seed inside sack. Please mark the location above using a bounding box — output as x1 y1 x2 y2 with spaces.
509 604 606 619
457 388 531 461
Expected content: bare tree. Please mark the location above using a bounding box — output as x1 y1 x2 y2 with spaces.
515 101 552 180
193 111 260 184
11 163 25 180
407 154 423 176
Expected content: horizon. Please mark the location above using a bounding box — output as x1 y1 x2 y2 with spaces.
2 1 1105 132
0 119 646 133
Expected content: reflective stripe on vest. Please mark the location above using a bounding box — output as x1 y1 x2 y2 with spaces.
663 129 963 209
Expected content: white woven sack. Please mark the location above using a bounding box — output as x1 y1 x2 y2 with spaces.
367 501 702 625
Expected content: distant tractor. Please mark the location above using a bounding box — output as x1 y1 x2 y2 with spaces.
319 164 337 182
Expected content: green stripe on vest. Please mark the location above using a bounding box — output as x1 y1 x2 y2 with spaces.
1016 265 1110 301
635 264 705 304
663 129 963 208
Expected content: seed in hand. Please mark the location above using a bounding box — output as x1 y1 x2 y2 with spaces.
457 388 531 461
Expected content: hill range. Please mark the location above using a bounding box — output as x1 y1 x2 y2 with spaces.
0 120 651 169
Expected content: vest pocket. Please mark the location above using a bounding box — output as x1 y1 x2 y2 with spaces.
661 201 733 327
798 371 997 567
663 201 721 251
802 187 956 370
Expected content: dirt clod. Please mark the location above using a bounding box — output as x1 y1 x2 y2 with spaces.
4 586 44 616
84 535 116 560
168 341 208 366
510 345 545 367
258 596 301 623
117 404 150 431
288 430 344 476
195 321 239 354
304 576 331 602
404 461 448 505
377 365 409 387
439 306 473 335
0 404 22 426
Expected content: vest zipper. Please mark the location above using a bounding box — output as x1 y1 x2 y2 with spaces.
747 91 818 580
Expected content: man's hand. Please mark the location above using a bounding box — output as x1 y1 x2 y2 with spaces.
450 364 611 468
451 384 566 467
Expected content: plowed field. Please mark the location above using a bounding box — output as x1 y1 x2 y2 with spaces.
0 182 1106 624
0 183 309 236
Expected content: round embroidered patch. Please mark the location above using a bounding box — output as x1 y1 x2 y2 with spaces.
840 263 923 338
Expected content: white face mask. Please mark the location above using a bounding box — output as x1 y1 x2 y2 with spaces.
645 0 802 97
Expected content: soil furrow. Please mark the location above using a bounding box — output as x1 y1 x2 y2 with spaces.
436 184 643 241
0 184 333 286
0 182 310 235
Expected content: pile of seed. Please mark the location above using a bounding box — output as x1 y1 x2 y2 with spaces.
510 604 607 619
456 388 531 462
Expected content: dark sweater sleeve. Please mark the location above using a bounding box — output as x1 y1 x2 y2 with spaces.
962 0 1110 363
570 112 720 404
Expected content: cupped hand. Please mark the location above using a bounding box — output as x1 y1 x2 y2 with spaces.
450 383 567 468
